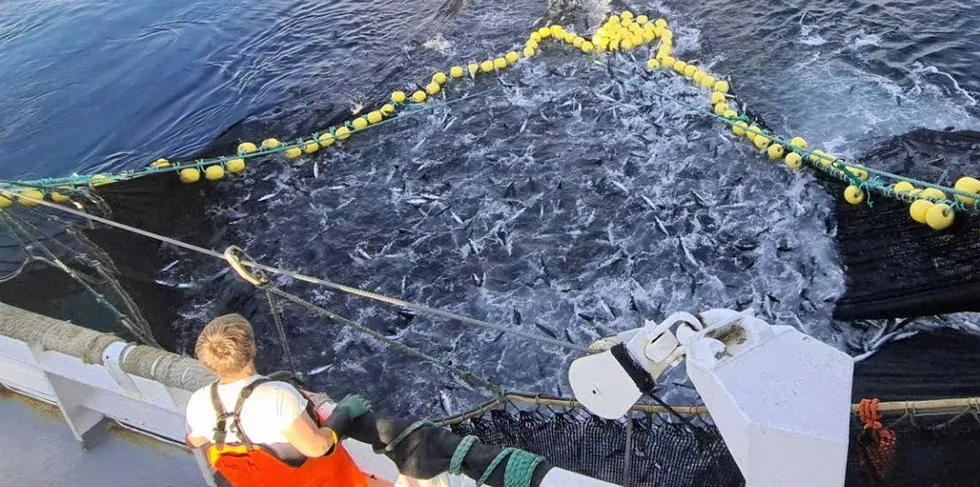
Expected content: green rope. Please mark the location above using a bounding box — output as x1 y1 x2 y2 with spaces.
503 450 546 487
449 435 480 474
449 436 545 487
477 448 516 486
0 179 90 196
3 87 500 191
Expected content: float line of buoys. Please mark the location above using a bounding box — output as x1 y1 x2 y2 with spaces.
2 11 977 232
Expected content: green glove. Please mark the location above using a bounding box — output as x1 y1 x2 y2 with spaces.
325 394 372 440
335 394 372 418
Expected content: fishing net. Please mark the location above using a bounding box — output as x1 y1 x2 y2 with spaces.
846 403 980 487
828 129 980 321
2 125 978 351
446 395 980 487
0 173 214 349
449 402 741 487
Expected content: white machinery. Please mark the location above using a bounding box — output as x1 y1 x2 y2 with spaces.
569 309 853 487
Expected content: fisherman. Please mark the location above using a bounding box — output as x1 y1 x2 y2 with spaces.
184 313 372 487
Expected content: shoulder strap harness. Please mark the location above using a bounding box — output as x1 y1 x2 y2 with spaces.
210 378 273 451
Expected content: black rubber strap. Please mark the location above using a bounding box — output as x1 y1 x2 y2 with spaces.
610 343 658 394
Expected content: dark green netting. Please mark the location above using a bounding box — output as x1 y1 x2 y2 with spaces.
449 399 980 487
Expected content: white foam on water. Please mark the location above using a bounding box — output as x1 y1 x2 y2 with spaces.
422 32 451 54
763 57 980 156
798 11 828 46
909 62 979 107
849 32 883 50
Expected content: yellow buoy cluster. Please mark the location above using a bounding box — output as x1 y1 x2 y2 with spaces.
906 184 955 230
172 149 249 184
591 11 659 54
894 176 980 230
525 24 595 57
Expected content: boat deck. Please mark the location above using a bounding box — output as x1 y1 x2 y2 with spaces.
0 389 206 487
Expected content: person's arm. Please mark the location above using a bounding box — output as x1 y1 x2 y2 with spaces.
282 410 339 458
274 385 372 458
185 390 213 449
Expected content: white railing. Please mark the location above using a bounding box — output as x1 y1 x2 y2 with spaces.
0 302 613 487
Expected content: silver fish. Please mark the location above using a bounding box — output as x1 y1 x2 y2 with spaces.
439 390 454 415
654 215 669 236
308 364 332 376
450 211 464 225
611 180 629 194
468 238 481 255
678 237 700 267
641 194 657 210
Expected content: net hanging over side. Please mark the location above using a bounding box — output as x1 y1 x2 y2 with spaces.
445 395 980 487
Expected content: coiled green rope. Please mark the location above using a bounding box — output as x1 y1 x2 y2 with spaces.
449 435 546 487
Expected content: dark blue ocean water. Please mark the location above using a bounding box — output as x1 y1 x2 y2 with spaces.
2 0 980 417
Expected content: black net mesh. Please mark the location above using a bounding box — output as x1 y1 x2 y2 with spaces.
451 404 742 487
449 399 980 487
831 189 980 321
827 129 980 320
847 410 980 487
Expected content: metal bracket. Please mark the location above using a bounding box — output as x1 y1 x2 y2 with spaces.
223 246 269 287
623 311 702 380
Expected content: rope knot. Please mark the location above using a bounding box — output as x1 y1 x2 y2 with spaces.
857 179 876 208
856 398 897 482
858 398 883 430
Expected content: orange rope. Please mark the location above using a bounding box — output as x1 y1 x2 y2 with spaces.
859 398 884 430
856 398 897 482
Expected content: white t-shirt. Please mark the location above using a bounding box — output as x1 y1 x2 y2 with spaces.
185 375 309 446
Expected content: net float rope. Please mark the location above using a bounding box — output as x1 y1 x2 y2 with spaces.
1 11 977 232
